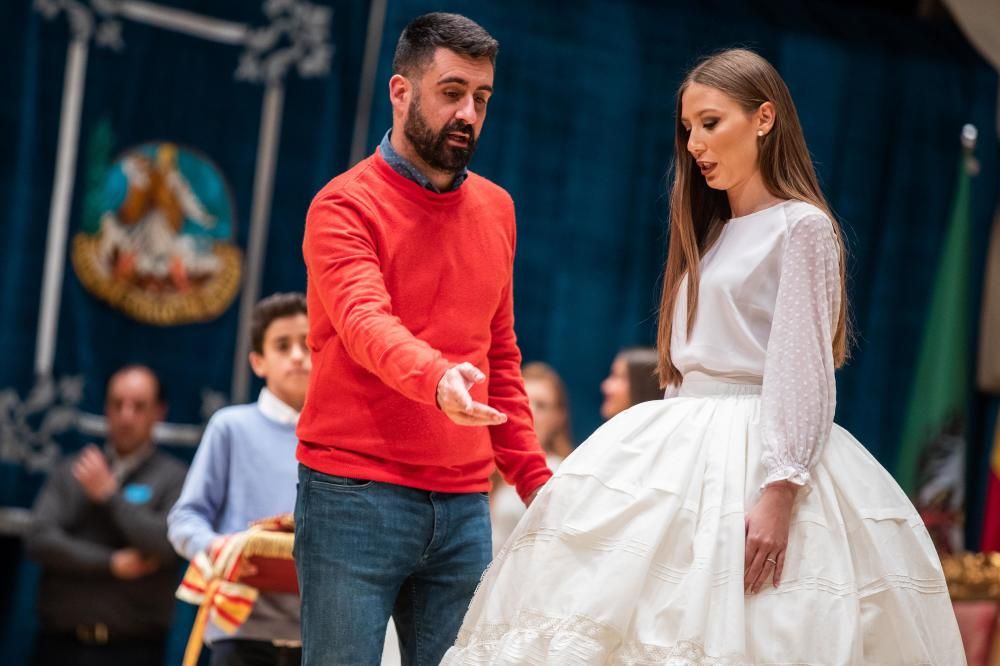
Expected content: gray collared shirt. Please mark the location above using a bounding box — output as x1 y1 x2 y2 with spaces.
104 440 155 483
379 129 468 193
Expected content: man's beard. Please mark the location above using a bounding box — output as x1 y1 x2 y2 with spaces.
403 93 477 173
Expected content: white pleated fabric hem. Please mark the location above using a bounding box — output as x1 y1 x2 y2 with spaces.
444 379 965 665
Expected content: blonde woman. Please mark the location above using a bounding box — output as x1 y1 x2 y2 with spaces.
521 362 573 460
444 49 964 665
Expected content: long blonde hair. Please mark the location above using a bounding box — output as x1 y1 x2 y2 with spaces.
657 48 850 388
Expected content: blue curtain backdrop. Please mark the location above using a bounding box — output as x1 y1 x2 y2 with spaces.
366 0 1000 540
0 0 371 431
1 0 998 663
0 1 371 663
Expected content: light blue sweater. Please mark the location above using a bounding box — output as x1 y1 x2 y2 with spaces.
168 390 300 644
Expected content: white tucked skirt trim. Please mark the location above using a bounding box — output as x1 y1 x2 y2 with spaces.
444 379 965 665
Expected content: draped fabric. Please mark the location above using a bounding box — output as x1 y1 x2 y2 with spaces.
0 2 370 662
1 0 371 483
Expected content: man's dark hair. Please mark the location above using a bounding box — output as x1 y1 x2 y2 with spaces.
251 292 308 354
392 12 498 77
106 365 166 405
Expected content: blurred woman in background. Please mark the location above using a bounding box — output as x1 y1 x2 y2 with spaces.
490 362 572 554
599 347 663 420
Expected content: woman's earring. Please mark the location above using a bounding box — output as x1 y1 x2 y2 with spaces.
757 130 765 137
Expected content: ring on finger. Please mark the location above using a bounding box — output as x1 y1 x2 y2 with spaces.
765 557 777 566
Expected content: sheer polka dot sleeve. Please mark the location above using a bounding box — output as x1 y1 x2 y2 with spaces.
760 214 841 490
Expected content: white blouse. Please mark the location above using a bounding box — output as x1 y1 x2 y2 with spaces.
669 200 841 489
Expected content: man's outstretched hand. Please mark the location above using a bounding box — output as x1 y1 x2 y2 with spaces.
436 363 507 427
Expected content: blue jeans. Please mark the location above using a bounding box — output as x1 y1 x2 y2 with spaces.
293 465 492 666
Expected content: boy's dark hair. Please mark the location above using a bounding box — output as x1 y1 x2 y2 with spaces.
392 12 498 77
251 292 307 354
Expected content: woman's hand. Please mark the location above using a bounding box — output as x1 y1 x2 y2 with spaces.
744 480 798 593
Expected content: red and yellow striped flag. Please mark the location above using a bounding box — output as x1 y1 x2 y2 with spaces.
982 418 1000 551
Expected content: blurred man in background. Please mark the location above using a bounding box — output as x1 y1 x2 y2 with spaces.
25 365 186 666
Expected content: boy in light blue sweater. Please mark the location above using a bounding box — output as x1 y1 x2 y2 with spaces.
169 293 310 666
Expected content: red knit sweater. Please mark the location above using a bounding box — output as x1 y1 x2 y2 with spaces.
296 151 552 501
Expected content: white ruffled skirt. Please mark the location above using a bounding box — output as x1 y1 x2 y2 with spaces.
443 376 965 665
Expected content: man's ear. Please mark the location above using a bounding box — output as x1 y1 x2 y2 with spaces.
389 74 411 114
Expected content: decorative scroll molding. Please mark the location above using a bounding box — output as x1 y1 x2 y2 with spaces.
0 376 82 470
237 0 333 83
37 0 333 81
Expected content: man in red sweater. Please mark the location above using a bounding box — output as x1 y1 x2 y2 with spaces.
293 12 553 665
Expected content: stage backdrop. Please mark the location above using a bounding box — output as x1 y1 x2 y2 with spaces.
364 0 1000 545
1 0 999 663
1 0 371 489
0 1 371 662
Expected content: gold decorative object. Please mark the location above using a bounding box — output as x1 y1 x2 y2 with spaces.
943 552 1000 601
